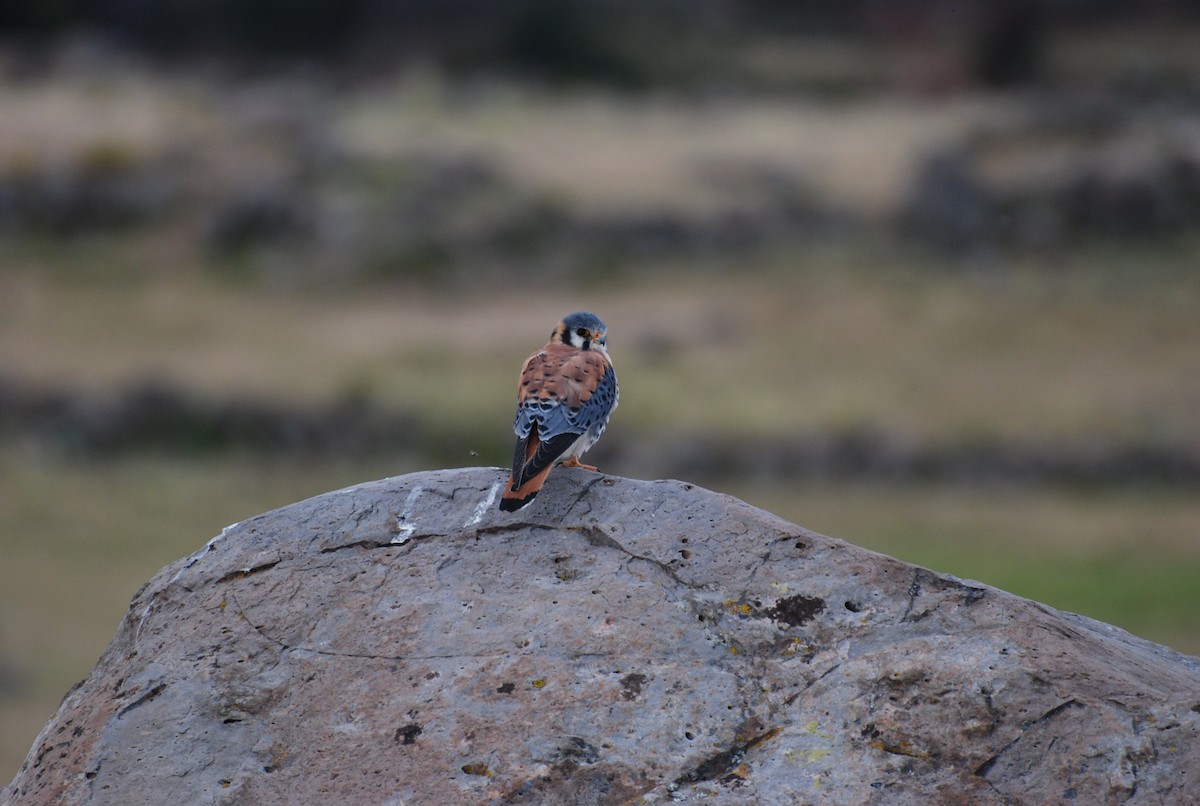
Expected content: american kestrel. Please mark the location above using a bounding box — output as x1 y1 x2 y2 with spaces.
499 311 619 512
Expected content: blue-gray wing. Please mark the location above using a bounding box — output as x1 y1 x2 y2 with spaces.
572 362 618 438
515 363 617 437
513 346 617 441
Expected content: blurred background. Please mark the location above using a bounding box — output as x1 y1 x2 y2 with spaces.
3 0 1200 780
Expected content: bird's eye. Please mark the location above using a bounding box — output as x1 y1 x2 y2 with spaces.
576 328 588 338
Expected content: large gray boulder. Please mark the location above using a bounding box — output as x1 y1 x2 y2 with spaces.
5 467 1199 804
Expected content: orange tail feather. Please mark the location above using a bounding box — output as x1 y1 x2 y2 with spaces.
499 463 554 511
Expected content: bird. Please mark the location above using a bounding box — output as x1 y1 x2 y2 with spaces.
499 311 619 512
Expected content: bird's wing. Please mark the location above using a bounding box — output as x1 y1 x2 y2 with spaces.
569 356 618 434
509 345 616 487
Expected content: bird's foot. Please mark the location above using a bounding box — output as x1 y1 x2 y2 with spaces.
561 457 598 471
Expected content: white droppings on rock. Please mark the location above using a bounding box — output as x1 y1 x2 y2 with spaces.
133 602 155 650
393 485 425 544
465 481 501 528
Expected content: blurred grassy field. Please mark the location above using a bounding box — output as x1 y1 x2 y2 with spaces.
3 60 1200 784
4 243 1197 444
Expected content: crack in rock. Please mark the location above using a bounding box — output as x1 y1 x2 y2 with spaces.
901 568 986 622
974 698 1083 778
216 560 280 584
570 524 692 590
557 474 609 522
225 589 510 663
319 539 409 554
116 683 167 718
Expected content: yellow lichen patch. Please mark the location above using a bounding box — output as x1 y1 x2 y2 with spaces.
802 720 831 740
530 678 547 688
784 747 831 765
723 599 755 616
724 763 752 780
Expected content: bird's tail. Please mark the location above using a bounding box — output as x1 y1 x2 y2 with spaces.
499 464 554 511
499 427 577 512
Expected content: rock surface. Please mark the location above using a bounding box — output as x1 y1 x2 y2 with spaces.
5 467 1200 805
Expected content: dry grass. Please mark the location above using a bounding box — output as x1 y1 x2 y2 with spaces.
4 249 1196 447
0 68 993 222
1050 26 1200 85
0 78 184 170
339 78 994 215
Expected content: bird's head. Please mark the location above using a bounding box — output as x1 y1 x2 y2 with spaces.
554 311 609 355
